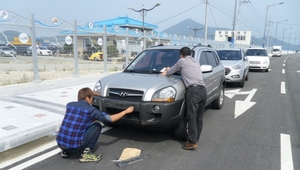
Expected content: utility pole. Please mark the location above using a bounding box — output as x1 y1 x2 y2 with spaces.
231 0 238 48
204 0 208 45
266 20 273 47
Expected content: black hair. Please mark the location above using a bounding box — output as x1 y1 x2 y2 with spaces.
180 47 191 57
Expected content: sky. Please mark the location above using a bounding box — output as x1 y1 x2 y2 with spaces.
1 0 300 44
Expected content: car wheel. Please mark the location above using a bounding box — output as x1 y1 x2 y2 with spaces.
172 117 187 141
245 72 249 81
211 84 224 109
265 69 269 72
237 75 245 87
102 121 119 128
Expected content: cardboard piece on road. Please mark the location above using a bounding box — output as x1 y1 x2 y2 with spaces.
119 148 141 160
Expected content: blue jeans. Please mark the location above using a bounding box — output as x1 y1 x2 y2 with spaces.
61 121 102 154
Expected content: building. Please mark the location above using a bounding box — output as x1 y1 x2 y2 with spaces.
214 30 251 45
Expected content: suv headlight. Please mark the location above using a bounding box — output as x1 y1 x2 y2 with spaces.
232 63 242 70
152 87 176 102
93 81 102 93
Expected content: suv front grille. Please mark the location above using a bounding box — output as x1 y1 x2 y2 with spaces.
107 88 143 101
225 68 231 75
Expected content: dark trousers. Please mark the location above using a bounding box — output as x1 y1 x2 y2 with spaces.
61 121 102 154
185 85 207 144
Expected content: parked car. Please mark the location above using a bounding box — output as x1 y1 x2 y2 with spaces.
14 46 32 56
0 46 17 57
216 48 249 87
92 45 226 140
245 47 270 72
36 46 52 56
271 48 282 57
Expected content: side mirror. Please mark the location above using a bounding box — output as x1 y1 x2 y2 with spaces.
201 65 213 73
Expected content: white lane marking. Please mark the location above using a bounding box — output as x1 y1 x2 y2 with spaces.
8 148 61 170
282 69 285 74
281 134 294 170
0 140 57 169
2 126 112 169
281 82 286 94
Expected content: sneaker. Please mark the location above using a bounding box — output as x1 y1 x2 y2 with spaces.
60 151 68 158
79 151 102 163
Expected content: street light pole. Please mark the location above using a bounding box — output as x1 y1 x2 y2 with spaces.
128 2 160 50
262 2 284 48
274 19 288 45
282 27 292 47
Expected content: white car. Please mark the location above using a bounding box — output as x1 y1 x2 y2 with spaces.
37 46 52 56
271 49 282 57
245 47 270 72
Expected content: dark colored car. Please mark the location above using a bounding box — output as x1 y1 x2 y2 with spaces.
14 46 32 56
92 45 226 140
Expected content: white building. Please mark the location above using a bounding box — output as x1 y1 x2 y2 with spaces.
214 30 251 45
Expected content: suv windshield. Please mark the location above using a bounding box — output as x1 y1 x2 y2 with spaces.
246 49 267 56
216 50 241 60
125 49 181 74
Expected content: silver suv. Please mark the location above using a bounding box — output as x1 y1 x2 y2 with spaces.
92 45 226 139
216 48 249 87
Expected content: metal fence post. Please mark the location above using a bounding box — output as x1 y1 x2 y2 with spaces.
31 14 41 83
103 25 107 73
126 27 129 66
73 20 80 77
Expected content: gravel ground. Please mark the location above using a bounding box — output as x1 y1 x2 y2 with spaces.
0 55 124 86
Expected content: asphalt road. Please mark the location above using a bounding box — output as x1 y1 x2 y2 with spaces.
1 54 300 170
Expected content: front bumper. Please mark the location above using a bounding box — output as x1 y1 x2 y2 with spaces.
93 96 185 130
225 68 244 83
249 64 269 70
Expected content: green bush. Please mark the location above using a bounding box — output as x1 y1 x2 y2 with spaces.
107 45 119 57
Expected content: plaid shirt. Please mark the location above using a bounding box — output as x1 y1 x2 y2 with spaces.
56 100 111 149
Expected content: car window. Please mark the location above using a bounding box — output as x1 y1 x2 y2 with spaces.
205 51 218 67
199 52 208 65
126 49 180 73
246 49 267 56
216 50 241 60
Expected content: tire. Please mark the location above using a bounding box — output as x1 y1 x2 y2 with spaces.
211 84 224 109
265 69 269 72
172 117 187 141
245 72 249 81
102 121 118 128
237 75 245 87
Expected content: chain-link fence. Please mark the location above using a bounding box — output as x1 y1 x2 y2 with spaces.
0 10 249 85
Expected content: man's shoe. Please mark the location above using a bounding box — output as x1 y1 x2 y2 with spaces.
79 151 102 163
182 142 198 150
60 151 69 158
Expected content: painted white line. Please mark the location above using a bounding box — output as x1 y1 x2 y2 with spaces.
282 69 285 74
283 64 285 67
0 140 57 169
281 82 286 94
2 126 112 169
281 134 294 170
8 148 61 170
